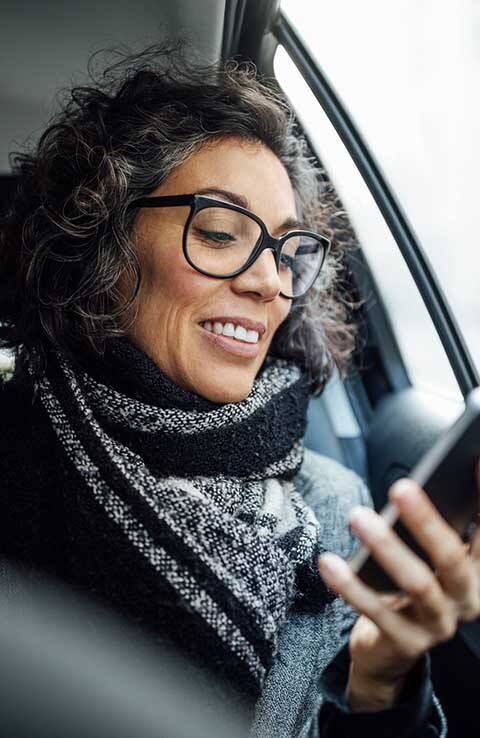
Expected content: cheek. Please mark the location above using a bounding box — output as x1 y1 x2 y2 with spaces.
134 222 185 302
139 244 215 316
274 300 292 332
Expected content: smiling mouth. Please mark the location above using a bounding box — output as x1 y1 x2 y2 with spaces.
199 320 260 344
198 322 261 358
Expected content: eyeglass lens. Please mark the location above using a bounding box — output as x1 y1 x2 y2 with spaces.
186 207 325 297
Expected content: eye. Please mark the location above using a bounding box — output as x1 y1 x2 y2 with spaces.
196 228 236 245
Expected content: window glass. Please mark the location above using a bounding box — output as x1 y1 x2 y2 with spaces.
275 46 462 402
280 0 480 385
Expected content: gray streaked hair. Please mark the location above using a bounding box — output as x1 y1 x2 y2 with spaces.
0 43 356 392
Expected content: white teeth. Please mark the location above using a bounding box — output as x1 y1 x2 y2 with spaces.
201 321 261 344
234 325 247 341
222 322 235 337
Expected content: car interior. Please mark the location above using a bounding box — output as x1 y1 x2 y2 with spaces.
1 1 479 736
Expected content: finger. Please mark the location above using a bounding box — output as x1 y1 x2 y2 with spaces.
379 593 412 611
318 553 429 658
390 479 480 620
472 461 480 560
470 523 480 560
348 505 449 625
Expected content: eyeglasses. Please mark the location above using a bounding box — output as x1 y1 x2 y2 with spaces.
129 193 331 299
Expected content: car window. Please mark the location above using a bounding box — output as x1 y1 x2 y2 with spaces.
277 1 479 400
275 47 461 402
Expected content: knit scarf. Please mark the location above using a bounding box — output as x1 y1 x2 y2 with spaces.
28 339 332 696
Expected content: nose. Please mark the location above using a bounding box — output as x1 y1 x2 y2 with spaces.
230 248 282 301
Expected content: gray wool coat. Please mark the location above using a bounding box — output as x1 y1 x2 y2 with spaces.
250 448 447 738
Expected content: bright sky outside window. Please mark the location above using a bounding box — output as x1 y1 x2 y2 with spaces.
275 45 462 402
279 0 480 397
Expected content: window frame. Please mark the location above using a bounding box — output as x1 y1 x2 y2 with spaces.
272 12 479 399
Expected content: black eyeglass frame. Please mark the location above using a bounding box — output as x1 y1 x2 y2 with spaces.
129 193 331 299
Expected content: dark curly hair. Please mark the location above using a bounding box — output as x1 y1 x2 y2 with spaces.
0 44 356 393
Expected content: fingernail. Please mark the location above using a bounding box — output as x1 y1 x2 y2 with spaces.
318 552 351 584
349 506 385 540
390 479 415 503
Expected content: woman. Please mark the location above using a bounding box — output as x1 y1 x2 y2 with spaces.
0 47 478 737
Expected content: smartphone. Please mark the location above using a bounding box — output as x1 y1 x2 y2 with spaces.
349 387 480 591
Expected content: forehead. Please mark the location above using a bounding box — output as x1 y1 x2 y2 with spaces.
156 137 297 222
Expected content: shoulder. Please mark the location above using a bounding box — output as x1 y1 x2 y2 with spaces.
0 373 36 438
0 373 68 568
296 447 373 559
0 373 53 476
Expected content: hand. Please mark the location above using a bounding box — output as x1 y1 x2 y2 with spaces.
318 476 480 712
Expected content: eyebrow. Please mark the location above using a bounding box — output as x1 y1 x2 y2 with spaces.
195 187 304 234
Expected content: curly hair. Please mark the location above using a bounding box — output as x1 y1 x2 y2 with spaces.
0 44 356 393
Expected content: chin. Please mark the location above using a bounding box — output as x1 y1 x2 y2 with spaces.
193 373 255 404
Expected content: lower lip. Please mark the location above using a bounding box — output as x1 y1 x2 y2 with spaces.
198 325 260 358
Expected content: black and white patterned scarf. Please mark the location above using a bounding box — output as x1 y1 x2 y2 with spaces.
28 339 332 695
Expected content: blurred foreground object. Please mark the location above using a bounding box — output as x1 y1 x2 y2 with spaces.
0 563 249 738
